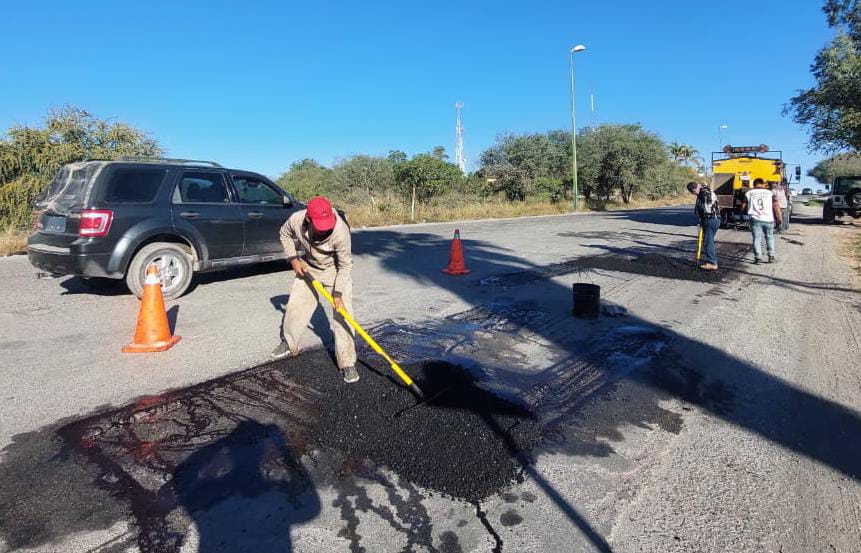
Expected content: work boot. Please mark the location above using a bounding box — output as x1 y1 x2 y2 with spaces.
702 263 718 271
341 366 360 384
754 258 761 265
768 255 776 263
271 340 298 359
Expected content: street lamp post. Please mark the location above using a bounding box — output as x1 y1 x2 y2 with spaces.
718 124 728 150
569 44 586 211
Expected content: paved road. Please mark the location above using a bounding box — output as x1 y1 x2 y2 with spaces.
1 204 859 552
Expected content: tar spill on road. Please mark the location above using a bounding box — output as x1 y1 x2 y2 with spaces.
53 363 323 552
499 509 523 527
42 348 542 552
275 352 542 502
479 245 748 289
4 267 739 551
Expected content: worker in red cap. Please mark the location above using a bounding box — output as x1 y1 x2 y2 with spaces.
272 196 358 383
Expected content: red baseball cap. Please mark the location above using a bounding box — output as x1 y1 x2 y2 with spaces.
306 196 337 232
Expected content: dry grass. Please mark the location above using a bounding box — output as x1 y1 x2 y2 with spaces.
840 225 861 277
0 228 27 256
344 196 691 228
0 196 692 254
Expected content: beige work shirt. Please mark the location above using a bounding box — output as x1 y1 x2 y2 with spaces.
279 209 353 296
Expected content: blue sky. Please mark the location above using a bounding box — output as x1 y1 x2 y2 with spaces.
1 1 833 187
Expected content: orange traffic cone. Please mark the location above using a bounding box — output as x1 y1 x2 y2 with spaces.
122 265 181 353
442 229 471 275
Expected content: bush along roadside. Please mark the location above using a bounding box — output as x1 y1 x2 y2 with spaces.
2 106 700 234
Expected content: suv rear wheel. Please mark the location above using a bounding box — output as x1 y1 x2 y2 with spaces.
823 201 836 224
126 242 193 300
848 188 861 209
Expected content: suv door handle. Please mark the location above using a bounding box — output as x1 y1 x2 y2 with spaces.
247 211 263 219
180 211 199 219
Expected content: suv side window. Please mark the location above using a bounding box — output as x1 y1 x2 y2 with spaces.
103 168 168 203
174 171 231 204
835 177 861 194
233 176 283 205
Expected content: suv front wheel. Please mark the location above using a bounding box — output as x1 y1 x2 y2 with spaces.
126 242 193 300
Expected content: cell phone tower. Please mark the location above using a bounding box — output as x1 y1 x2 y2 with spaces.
455 102 465 172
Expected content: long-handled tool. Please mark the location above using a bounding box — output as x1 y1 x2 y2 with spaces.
301 269 425 399
695 224 704 262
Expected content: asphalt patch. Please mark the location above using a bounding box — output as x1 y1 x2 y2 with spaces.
274 350 542 502
477 248 745 288
573 250 742 282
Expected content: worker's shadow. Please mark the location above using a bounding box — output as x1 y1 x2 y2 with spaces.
173 420 320 553
270 294 336 347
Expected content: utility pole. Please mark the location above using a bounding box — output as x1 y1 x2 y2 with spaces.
569 44 586 211
455 102 465 172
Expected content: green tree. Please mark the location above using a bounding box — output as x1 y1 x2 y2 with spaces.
331 155 396 205
680 144 704 173
577 124 671 203
430 145 449 161
0 106 162 229
276 158 334 201
786 1 861 152
394 154 463 220
808 152 861 183
477 131 570 200
669 141 686 163
387 149 408 165
668 142 703 171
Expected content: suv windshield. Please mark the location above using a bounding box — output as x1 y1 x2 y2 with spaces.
834 177 861 194
35 162 105 214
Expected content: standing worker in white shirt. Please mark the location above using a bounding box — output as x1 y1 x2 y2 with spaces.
740 178 784 264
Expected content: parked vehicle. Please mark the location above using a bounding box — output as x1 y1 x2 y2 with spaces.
27 158 311 299
802 187 813 195
823 175 861 223
709 144 799 229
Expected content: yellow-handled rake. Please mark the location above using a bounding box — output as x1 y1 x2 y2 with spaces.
695 225 704 262
302 271 425 399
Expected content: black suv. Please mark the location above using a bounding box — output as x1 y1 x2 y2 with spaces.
28 158 303 299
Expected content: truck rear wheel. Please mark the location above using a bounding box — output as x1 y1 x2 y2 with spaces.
126 242 193 300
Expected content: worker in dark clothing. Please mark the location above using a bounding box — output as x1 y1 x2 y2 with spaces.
687 181 720 270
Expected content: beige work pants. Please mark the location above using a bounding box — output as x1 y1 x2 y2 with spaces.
282 267 356 369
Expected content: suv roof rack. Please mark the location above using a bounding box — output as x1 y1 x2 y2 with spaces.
112 156 224 168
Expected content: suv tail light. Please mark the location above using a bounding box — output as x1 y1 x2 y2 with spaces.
32 209 43 231
79 209 113 237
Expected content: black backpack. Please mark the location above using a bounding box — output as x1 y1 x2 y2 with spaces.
696 187 719 219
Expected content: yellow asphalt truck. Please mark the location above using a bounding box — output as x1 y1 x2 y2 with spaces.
710 145 800 228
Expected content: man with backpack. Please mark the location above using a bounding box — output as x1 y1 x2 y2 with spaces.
687 181 720 270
